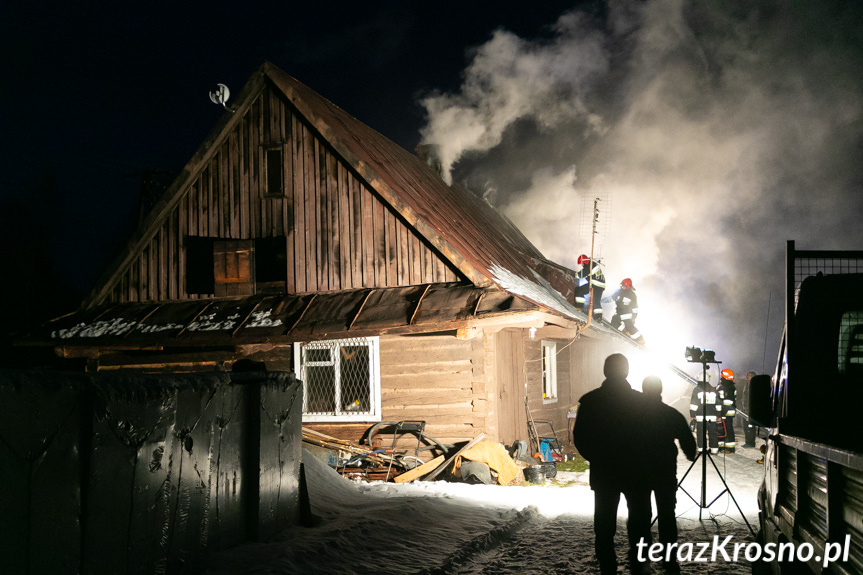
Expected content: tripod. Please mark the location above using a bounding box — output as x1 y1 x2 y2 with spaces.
677 357 755 537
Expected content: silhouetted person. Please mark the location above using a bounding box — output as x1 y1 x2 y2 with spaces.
573 353 651 575
740 370 758 447
642 376 697 571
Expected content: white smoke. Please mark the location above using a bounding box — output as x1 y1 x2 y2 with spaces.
419 0 863 372
420 11 609 183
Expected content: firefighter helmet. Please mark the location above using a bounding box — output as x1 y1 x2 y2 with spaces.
578 254 590 265
721 368 734 381
621 278 633 289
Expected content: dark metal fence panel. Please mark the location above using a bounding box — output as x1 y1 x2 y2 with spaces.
0 369 302 575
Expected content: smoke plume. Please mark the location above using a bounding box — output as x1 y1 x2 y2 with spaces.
419 0 863 374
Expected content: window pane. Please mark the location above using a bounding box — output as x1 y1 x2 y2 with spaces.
340 345 370 413
838 311 863 375
266 148 283 196
306 348 331 363
305 365 336 413
255 236 287 283
542 342 557 400
300 337 379 421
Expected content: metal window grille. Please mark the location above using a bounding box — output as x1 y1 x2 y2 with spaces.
298 337 380 421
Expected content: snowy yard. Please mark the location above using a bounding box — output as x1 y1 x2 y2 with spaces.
205 445 764 574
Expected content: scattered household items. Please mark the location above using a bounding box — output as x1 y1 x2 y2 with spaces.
452 441 520 485
304 422 564 485
525 397 563 463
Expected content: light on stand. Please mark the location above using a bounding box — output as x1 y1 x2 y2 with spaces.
678 345 755 536
685 346 703 362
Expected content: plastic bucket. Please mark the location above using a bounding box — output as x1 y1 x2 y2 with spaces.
523 465 545 483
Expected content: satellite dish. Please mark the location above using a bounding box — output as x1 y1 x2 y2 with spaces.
209 83 232 111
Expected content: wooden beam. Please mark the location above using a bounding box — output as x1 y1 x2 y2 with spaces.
176 300 214 338
232 296 265 336
348 289 374 330
423 432 486 481
287 294 316 333
393 455 446 483
124 304 164 338
409 284 431 325
472 291 485 317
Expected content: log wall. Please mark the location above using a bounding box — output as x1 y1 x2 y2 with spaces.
378 334 487 446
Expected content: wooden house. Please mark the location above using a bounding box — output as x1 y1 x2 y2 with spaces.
20 62 635 447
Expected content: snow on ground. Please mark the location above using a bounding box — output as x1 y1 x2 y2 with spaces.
205 442 765 575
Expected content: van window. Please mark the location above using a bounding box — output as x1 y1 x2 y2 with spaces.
838 310 863 376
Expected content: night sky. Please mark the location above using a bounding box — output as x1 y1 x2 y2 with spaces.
0 1 584 317
2 1 862 376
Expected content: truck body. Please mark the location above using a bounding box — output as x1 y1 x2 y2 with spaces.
752 241 863 574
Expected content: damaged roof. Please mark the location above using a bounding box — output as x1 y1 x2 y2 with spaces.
30 283 579 350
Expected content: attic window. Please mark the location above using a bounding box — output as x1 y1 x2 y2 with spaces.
263 146 284 197
185 236 286 296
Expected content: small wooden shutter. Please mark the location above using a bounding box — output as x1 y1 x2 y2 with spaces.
214 240 255 297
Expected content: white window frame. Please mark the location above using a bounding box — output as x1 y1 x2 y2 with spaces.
541 340 558 404
294 336 381 423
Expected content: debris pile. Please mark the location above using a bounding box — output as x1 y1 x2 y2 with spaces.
302 421 566 485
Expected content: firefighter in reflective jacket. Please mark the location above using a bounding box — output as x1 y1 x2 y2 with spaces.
606 278 644 344
717 368 737 453
690 380 720 453
574 254 606 320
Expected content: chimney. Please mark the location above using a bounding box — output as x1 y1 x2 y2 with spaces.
415 144 443 178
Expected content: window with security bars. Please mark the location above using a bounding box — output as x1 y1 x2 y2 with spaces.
542 340 558 403
295 337 381 422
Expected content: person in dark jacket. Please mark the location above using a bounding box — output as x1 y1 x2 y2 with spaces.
642 376 697 571
717 369 737 453
573 353 651 575
740 370 758 448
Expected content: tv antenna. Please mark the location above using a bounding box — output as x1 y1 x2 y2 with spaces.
209 83 234 112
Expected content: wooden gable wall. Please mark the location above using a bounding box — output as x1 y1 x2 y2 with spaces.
103 83 461 305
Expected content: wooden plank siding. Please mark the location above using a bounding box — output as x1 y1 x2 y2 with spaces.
492 329 527 447
106 86 460 304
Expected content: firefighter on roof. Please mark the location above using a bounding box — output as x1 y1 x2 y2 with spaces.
606 278 644 344
574 254 606 321
717 369 737 453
